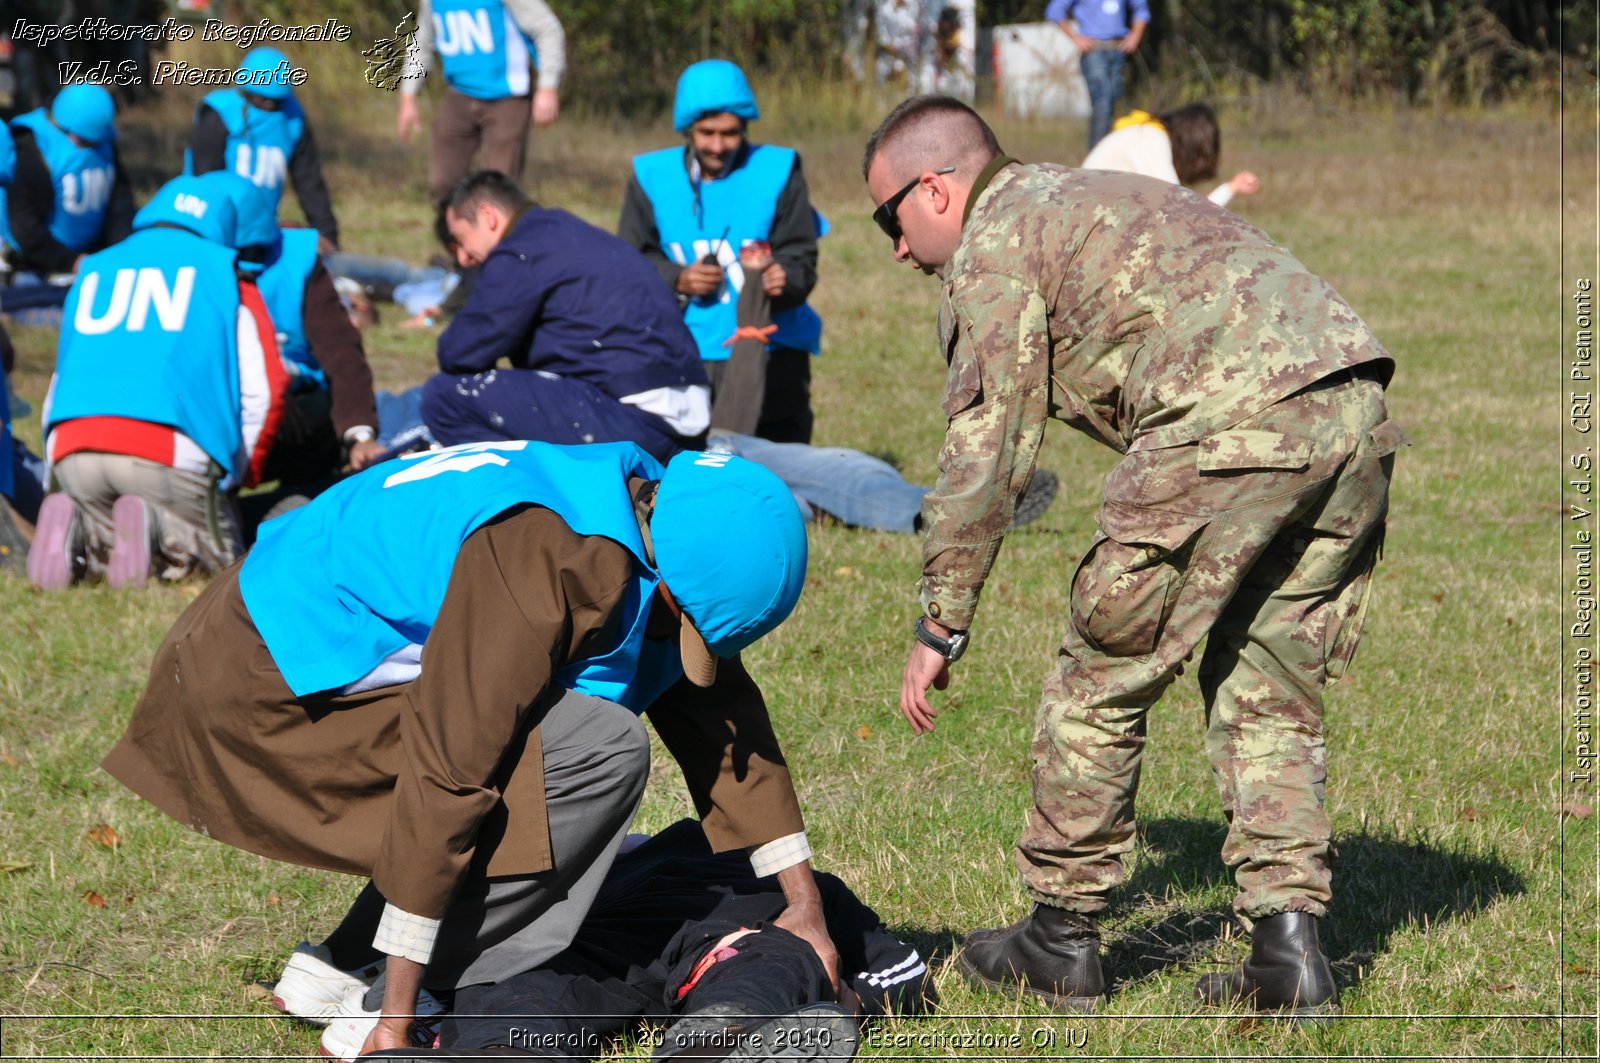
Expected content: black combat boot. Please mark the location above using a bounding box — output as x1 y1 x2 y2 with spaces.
957 905 1104 1013
1196 912 1340 1020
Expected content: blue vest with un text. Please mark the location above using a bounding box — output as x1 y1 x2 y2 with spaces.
257 227 323 390
0 109 116 254
632 144 823 362
239 440 685 709
432 0 540 100
189 90 305 214
48 228 243 472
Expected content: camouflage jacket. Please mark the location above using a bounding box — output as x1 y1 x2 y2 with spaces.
919 160 1392 630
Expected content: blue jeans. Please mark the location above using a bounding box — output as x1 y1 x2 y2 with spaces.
322 253 456 316
1080 47 1126 151
708 431 926 534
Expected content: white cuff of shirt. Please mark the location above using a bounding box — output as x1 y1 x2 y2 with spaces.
374 902 441 965
343 425 377 445
749 831 811 877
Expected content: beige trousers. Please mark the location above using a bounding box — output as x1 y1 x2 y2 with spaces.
53 453 241 580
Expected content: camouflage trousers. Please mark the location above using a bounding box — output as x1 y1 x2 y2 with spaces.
1018 371 1406 919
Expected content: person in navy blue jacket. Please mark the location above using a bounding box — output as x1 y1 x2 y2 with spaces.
419 171 710 463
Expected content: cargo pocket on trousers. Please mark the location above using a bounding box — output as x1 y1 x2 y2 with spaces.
1325 523 1384 683
1324 416 1407 680
1070 519 1203 658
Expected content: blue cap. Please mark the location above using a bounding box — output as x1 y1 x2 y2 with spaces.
652 450 807 684
197 170 278 260
672 59 759 134
237 47 296 100
133 175 238 247
51 84 116 144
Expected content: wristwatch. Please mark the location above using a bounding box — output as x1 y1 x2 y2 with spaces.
914 616 969 663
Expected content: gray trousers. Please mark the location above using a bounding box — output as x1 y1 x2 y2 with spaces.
364 689 651 995
52 453 241 579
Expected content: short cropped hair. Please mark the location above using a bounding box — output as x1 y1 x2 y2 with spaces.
861 95 1003 183
1159 103 1221 185
439 170 534 231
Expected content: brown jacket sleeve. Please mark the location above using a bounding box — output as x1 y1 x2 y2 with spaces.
372 506 635 920
302 264 379 437
646 654 806 853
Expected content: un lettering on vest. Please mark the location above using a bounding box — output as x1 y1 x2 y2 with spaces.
60 167 114 215
74 267 196 335
669 239 745 306
383 440 529 488
233 143 288 189
434 8 495 55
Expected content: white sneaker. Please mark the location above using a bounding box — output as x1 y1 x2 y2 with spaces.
270 942 382 1026
318 983 446 1062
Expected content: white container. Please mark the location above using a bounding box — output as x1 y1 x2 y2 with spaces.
992 21 1089 119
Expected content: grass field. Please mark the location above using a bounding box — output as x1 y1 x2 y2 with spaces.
0 46 1594 1060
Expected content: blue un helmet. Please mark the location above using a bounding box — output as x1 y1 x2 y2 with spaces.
650 450 807 687
51 84 117 144
133 174 238 248
236 47 296 101
672 60 759 134
197 170 279 269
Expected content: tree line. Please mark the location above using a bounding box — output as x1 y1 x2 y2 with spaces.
230 0 1586 113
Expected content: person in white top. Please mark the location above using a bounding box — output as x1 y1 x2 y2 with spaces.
1081 102 1260 208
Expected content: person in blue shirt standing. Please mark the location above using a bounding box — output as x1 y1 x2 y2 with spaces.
1046 0 1149 150
0 83 134 280
186 47 341 252
102 441 839 1057
397 0 567 204
420 171 709 463
618 60 821 445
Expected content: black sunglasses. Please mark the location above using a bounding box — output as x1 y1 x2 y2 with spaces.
872 166 956 242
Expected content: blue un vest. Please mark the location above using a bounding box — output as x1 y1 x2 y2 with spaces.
432 0 540 101
257 227 323 390
0 109 116 254
240 440 686 709
48 228 243 473
186 90 305 215
632 144 823 362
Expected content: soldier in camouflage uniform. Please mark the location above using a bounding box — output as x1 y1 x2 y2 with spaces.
862 96 1406 1018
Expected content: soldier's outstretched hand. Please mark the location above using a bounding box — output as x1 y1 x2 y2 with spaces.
900 641 950 734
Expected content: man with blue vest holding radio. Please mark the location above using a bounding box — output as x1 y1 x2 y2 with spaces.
199 172 385 482
186 47 341 251
619 60 821 445
29 173 288 590
101 441 838 1057
420 171 710 463
397 0 566 204
1 83 134 280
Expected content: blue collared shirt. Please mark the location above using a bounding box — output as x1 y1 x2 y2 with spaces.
1045 0 1149 40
